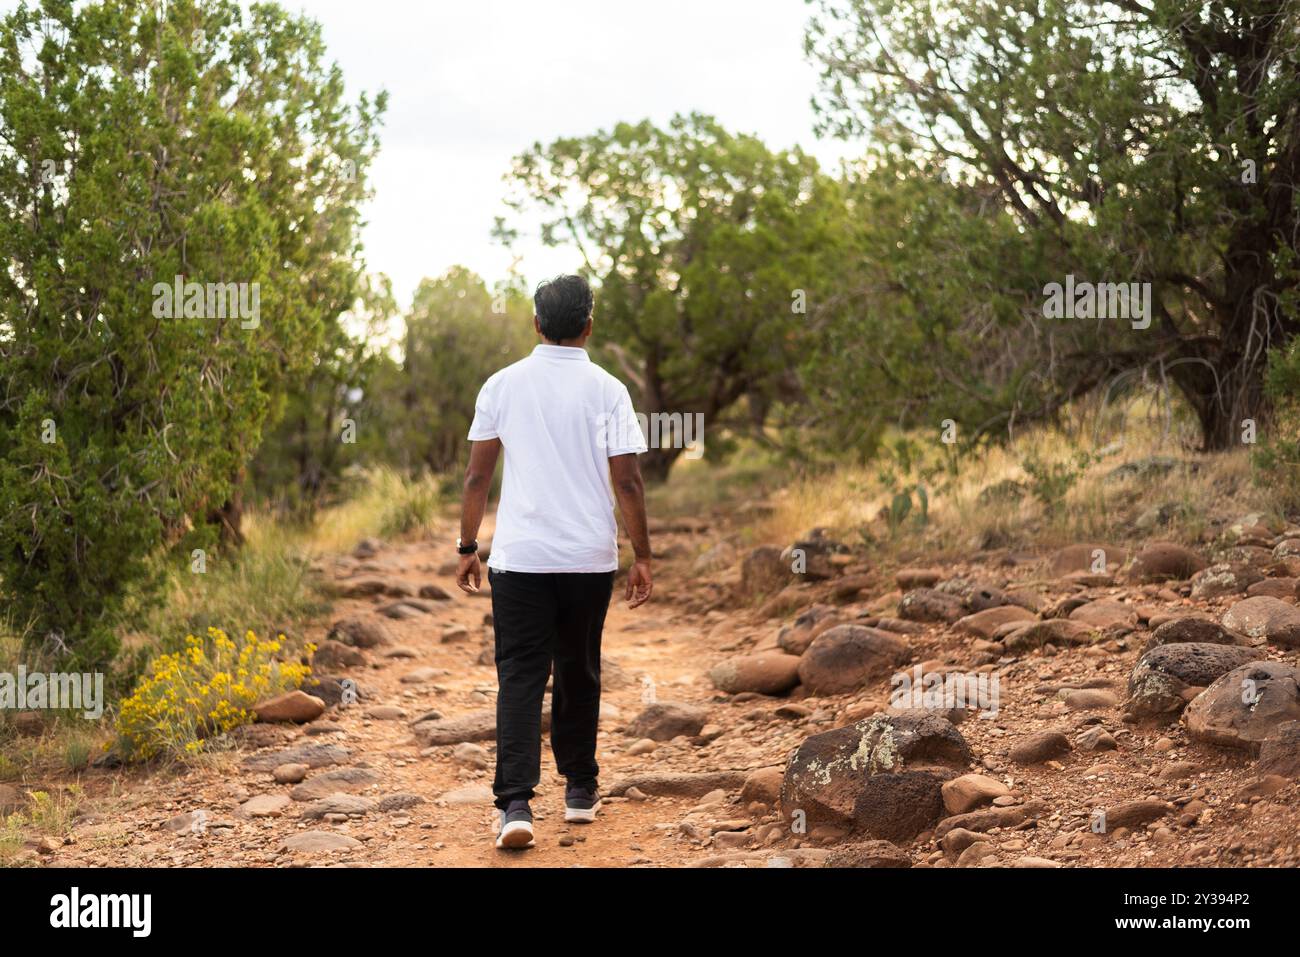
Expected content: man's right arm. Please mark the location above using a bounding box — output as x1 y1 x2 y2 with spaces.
609 452 653 608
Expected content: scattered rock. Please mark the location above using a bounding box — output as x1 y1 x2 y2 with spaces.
1247 578 1300 601
377 793 426 812
1258 722 1300 780
940 773 1011 815
1069 600 1138 630
1191 563 1264 600
1222 595 1300 647
412 708 517 746
1101 799 1172 831
626 702 707 742
290 767 381 801
1183 661 1300 751
1003 619 1098 653
1063 689 1119 711
954 606 1035 639
272 763 309 785
1009 730 1072 765
1127 542 1207 583
797 624 911 696
311 640 366 670
280 830 363 854
895 568 943 589
823 840 912 868
898 588 965 624
1125 643 1258 720
240 794 291 818
740 767 784 806
708 653 801 695
301 793 376 819
1151 617 1234 646
1257 721 1300 778
780 712 972 841
330 616 390 647
607 770 749 798
1046 544 1127 577
253 690 326 724
242 743 350 772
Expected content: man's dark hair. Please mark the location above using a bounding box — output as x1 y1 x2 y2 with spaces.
534 274 593 342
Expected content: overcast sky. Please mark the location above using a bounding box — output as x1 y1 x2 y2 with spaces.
2 0 859 312
291 0 857 309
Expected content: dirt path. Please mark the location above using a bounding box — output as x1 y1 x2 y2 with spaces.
34 514 1300 869
50 519 797 868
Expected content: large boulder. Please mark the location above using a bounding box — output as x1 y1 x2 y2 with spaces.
1124 643 1258 720
780 712 972 841
797 624 911 696
1182 661 1300 752
708 653 801 695
1222 595 1300 648
1126 542 1207 583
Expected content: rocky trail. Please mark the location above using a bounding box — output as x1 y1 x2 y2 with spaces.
29 510 1300 868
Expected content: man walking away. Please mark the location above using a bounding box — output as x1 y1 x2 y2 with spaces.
456 274 653 850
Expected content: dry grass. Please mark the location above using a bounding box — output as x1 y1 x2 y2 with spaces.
756 396 1280 563
302 467 443 556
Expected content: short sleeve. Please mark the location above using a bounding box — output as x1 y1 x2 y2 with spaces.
604 385 648 456
466 379 499 441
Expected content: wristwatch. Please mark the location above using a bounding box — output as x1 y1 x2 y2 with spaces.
456 538 478 555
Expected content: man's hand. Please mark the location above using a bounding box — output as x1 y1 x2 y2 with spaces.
457 552 482 594
625 559 653 608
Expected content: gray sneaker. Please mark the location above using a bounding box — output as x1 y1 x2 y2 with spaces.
495 799 534 849
564 784 600 823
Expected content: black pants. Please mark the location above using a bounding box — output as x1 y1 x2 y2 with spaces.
489 567 615 810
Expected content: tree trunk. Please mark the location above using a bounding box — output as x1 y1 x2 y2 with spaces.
208 489 245 548
639 446 683 484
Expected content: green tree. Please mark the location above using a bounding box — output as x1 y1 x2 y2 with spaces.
806 0 1300 450
375 267 534 475
502 114 848 480
0 0 384 665
249 273 396 515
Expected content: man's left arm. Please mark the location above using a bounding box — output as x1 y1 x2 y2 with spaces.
457 438 501 593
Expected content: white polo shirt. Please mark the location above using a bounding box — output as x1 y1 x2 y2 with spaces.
467 344 648 573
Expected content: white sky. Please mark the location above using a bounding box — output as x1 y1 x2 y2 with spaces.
290 0 857 309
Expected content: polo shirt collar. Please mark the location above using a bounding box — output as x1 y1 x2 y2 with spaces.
532 344 590 361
